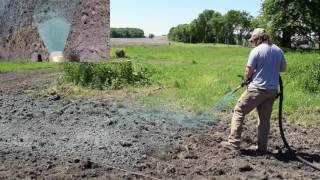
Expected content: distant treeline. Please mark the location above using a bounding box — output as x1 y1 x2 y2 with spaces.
168 10 252 45
168 0 320 49
111 28 145 38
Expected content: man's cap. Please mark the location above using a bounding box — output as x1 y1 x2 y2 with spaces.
249 28 266 41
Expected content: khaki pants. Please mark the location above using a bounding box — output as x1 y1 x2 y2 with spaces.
228 88 277 151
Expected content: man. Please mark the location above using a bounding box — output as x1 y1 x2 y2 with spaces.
222 28 287 153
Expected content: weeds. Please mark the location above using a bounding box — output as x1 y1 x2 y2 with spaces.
303 61 320 93
62 60 152 90
288 59 320 93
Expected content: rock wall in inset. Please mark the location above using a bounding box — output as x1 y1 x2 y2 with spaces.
0 24 49 61
0 0 110 62
0 0 49 61
64 0 110 62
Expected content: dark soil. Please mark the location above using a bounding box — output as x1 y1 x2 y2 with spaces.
0 69 319 179
140 120 320 179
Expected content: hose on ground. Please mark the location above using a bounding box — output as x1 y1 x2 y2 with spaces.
278 76 320 171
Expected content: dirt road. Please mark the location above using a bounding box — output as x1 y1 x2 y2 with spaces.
111 36 169 47
0 69 319 179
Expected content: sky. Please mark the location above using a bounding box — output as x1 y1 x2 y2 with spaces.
110 0 263 36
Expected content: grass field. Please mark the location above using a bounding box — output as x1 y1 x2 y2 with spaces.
112 43 320 124
112 44 249 108
0 61 58 72
1 43 319 124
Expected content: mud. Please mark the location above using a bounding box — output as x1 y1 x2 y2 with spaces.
0 70 319 179
140 120 320 179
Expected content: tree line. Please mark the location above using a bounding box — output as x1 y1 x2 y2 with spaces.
168 0 320 49
168 10 252 45
111 28 145 38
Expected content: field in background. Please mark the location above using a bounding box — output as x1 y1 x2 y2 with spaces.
0 61 58 72
112 44 248 109
112 43 320 124
111 36 168 47
0 43 319 124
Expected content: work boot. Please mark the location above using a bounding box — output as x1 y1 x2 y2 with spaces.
248 145 258 151
221 141 240 151
248 145 268 155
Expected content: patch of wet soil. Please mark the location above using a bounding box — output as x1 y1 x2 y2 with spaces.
0 91 195 179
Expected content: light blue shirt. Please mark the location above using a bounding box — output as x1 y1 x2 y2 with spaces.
247 44 286 90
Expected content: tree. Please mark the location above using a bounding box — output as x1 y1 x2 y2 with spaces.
196 10 213 43
305 0 320 49
168 2 320 48
234 11 253 45
168 24 191 43
221 10 253 45
208 12 223 43
188 10 218 43
168 27 176 41
262 0 311 48
168 9 253 45
240 12 253 45
223 10 238 44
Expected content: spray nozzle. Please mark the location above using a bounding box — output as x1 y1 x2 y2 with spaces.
237 75 252 87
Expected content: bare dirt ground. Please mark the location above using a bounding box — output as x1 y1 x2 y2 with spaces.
0 69 319 179
111 36 169 47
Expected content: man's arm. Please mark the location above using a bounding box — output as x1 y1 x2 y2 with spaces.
245 66 254 78
279 49 287 72
280 63 287 72
246 49 257 79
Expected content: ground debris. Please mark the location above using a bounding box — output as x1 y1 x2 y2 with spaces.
239 164 253 172
48 92 61 101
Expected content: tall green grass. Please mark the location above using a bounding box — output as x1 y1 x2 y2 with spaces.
282 53 320 123
113 43 320 124
0 62 58 72
113 44 251 109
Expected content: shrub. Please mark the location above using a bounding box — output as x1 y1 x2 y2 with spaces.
148 34 155 38
115 50 127 58
133 65 153 85
62 60 152 90
302 61 320 93
288 60 320 93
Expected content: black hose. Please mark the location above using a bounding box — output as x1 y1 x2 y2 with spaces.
278 76 293 152
278 76 320 171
